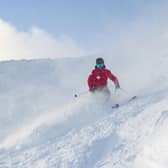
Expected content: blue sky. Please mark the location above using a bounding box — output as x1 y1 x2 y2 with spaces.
0 0 166 60
0 0 150 49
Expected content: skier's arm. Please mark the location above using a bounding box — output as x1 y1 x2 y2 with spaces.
107 70 120 88
88 74 95 90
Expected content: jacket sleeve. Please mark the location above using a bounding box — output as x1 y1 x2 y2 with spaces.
87 72 95 89
106 70 120 87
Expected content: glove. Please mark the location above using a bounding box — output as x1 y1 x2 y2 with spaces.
115 83 120 89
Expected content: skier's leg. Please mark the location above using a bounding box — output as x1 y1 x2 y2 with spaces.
102 87 111 102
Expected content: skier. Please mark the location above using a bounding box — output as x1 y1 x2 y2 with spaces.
87 58 120 98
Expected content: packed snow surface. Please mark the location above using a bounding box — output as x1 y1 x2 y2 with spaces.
0 57 168 168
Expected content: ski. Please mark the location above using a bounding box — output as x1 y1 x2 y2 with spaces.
112 104 120 109
112 96 137 109
128 96 137 102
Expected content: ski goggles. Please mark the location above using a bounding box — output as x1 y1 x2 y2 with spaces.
96 63 104 68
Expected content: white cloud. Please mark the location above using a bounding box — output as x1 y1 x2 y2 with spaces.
0 19 85 60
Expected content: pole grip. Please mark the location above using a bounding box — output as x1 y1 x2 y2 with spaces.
74 94 78 98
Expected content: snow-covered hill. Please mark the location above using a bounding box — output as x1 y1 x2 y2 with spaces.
0 57 168 168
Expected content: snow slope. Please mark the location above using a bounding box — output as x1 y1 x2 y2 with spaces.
0 57 168 168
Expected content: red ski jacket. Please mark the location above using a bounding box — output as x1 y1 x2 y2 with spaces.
88 66 119 90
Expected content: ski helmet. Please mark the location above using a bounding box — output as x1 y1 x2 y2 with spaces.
96 57 104 65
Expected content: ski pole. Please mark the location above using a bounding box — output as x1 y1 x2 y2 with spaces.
119 87 130 95
119 87 137 100
74 90 89 98
114 87 129 96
